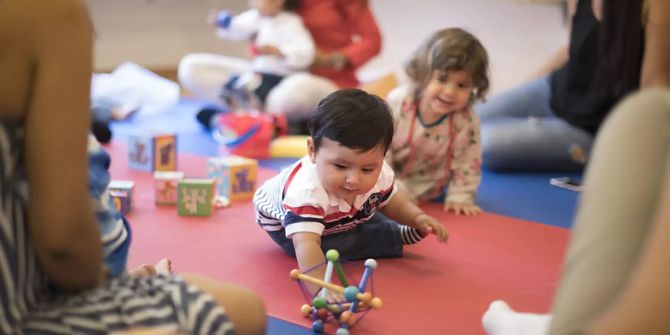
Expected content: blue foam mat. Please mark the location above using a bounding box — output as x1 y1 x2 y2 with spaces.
268 316 313 335
477 171 579 228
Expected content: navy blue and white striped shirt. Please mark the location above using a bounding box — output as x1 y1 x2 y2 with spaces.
254 156 396 237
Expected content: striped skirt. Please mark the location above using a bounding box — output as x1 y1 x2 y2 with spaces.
21 275 235 335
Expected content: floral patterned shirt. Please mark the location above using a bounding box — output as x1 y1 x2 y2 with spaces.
386 85 482 204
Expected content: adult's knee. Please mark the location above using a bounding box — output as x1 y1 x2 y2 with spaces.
182 274 267 335
177 54 201 87
602 88 670 134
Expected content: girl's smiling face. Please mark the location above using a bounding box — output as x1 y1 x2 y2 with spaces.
418 69 474 124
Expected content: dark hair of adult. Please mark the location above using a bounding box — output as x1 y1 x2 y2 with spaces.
308 88 394 153
597 0 645 100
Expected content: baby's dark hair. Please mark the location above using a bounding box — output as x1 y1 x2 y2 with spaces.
405 28 490 101
308 89 394 153
283 0 300 11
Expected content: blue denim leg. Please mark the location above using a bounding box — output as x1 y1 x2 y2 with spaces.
321 213 403 260
266 212 403 261
475 75 593 171
480 118 593 171
475 75 554 120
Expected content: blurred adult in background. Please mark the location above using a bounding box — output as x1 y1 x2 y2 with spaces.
180 0 382 133
476 0 669 171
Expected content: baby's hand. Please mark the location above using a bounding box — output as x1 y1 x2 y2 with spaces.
414 214 449 243
256 45 282 57
444 202 482 216
318 288 344 304
208 10 232 28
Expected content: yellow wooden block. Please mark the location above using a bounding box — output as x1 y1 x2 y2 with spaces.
270 135 309 158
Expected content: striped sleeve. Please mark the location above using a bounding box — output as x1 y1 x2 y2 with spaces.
283 203 325 237
282 175 330 237
253 169 291 231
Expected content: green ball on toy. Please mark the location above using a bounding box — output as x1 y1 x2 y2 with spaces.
312 297 326 309
326 249 340 262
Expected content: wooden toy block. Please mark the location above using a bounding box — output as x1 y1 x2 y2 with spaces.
177 178 215 216
108 180 135 215
154 171 185 205
207 155 258 201
128 133 177 172
110 190 132 216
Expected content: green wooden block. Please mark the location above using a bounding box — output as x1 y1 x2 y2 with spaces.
177 178 215 216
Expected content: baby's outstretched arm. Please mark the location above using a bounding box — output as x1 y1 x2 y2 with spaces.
292 232 327 294
413 213 449 243
381 191 449 243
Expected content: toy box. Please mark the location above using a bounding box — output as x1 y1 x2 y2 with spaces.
213 113 286 159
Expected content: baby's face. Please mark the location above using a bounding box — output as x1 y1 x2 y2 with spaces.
308 137 385 204
419 69 474 120
250 0 284 16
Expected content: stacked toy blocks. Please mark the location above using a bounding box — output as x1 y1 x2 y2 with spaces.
207 155 258 201
128 133 177 171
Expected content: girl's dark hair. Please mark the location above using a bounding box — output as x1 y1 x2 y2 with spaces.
405 28 490 101
283 0 300 11
308 89 394 153
597 0 644 99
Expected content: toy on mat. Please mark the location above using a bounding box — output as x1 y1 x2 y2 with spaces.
177 178 215 216
207 155 258 201
290 250 382 335
212 112 286 159
108 180 135 215
154 171 184 205
128 133 177 172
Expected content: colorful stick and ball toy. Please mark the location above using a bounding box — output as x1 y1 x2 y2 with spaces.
290 249 382 334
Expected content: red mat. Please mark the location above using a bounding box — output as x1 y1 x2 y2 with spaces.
106 142 569 335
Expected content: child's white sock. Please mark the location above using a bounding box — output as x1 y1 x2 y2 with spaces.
400 226 425 245
482 300 552 335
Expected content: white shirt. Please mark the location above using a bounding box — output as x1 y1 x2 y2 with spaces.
216 9 315 76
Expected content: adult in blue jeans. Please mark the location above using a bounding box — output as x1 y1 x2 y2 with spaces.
477 0 669 171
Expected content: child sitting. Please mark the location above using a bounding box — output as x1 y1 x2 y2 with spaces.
87 135 170 278
197 0 314 127
253 89 448 289
386 28 490 216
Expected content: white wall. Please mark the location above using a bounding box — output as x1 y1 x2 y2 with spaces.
88 0 249 69
88 0 568 93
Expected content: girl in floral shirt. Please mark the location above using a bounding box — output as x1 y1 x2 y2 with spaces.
386 28 489 215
